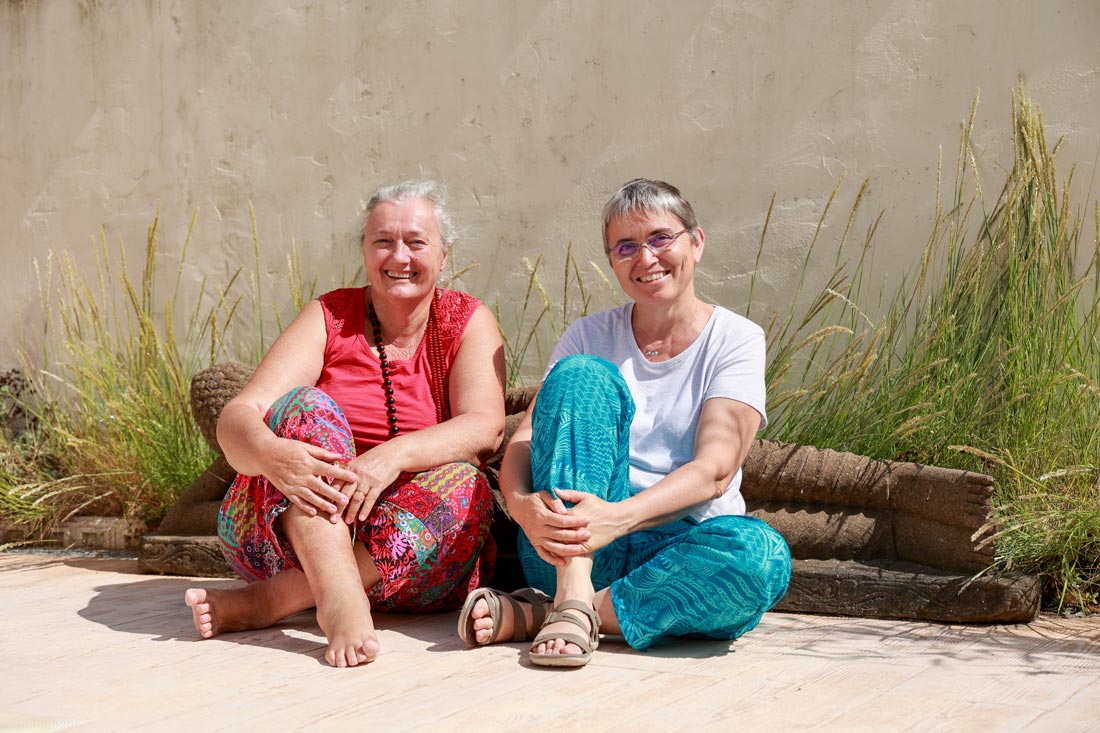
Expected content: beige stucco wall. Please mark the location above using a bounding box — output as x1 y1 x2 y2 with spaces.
3 0 1099 378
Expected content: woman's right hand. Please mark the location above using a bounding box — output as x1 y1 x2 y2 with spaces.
261 438 361 521
510 490 592 567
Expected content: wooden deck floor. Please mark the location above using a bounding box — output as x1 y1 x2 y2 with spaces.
1 551 1098 732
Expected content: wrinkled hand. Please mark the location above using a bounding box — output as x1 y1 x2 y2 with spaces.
333 444 402 524
511 490 592 567
263 438 359 520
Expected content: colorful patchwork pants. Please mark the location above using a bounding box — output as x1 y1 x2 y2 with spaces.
517 354 792 650
217 386 495 613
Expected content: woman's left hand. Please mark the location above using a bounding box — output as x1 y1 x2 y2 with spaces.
548 489 631 556
332 444 402 524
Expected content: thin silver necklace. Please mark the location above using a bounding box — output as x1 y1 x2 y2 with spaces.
641 303 708 359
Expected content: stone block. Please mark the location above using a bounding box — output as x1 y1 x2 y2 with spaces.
138 534 234 577
775 558 1041 623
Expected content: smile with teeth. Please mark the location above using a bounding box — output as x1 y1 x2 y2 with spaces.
637 272 668 283
385 271 416 280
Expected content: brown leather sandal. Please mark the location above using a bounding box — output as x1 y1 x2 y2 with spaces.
528 599 601 668
457 587 553 646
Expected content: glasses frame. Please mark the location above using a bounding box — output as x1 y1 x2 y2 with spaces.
607 229 689 262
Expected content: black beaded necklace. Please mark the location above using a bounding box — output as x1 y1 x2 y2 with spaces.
367 303 400 436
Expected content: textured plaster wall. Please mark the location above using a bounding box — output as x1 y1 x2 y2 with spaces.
2 0 1099 375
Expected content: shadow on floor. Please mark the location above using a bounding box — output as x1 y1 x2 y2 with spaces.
75 572 334 663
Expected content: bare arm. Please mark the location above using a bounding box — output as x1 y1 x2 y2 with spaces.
604 397 762 532
216 300 359 517
342 304 507 521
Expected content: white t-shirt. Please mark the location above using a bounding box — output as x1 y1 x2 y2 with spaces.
546 303 767 522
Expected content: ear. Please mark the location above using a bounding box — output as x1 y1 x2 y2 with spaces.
691 228 705 264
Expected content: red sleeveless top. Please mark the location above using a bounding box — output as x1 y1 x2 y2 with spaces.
315 287 481 454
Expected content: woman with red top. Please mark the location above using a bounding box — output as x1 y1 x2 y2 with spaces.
185 180 506 667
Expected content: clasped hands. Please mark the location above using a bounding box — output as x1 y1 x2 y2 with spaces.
515 489 624 567
263 438 399 524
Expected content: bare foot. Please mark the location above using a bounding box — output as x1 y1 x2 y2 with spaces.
315 592 380 668
184 586 281 639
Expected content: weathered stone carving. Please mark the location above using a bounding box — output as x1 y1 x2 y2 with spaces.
739 440 1037 621
190 362 254 453
152 362 251 538
138 364 1039 623
741 440 996 574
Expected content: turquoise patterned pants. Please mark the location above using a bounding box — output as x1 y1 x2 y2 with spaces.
518 354 792 650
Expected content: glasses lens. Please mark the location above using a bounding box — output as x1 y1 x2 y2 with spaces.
612 242 640 259
648 230 687 251
646 233 675 250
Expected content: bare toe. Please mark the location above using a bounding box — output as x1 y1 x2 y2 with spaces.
318 595 379 668
185 589 216 638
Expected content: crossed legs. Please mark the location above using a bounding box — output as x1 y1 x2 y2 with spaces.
186 509 383 667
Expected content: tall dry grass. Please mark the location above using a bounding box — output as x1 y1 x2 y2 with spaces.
494 241 619 387
754 85 1100 608
0 206 345 533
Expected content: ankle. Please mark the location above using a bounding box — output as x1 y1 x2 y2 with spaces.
555 582 595 604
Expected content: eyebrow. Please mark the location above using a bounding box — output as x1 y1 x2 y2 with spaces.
369 227 430 239
614 226 677 244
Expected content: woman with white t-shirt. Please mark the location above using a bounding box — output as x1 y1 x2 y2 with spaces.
458 178 792 666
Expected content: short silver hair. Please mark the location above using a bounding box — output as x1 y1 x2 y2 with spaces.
363 179 457 252
601 178 699 250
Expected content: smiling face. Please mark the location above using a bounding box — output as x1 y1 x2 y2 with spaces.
605 207 704 306
361 198 448 306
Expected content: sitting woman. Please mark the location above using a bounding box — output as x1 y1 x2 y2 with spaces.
460 178 791 666
186 180 505 667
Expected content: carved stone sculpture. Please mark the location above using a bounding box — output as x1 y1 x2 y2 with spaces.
138 364 1040 623
742 440 996 573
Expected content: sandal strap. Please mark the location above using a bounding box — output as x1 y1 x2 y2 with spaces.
460 587 505 646
498 593 527 643
547 600 601 644
510 588 550 635
531 629 594 655
531 600 601 651
494 587 552 643
460 586 555 645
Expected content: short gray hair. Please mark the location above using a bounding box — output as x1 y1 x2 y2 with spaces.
601 178 699 249
363 179 457 251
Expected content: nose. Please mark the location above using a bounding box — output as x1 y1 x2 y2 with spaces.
634 242 660 265
389 239 414 260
